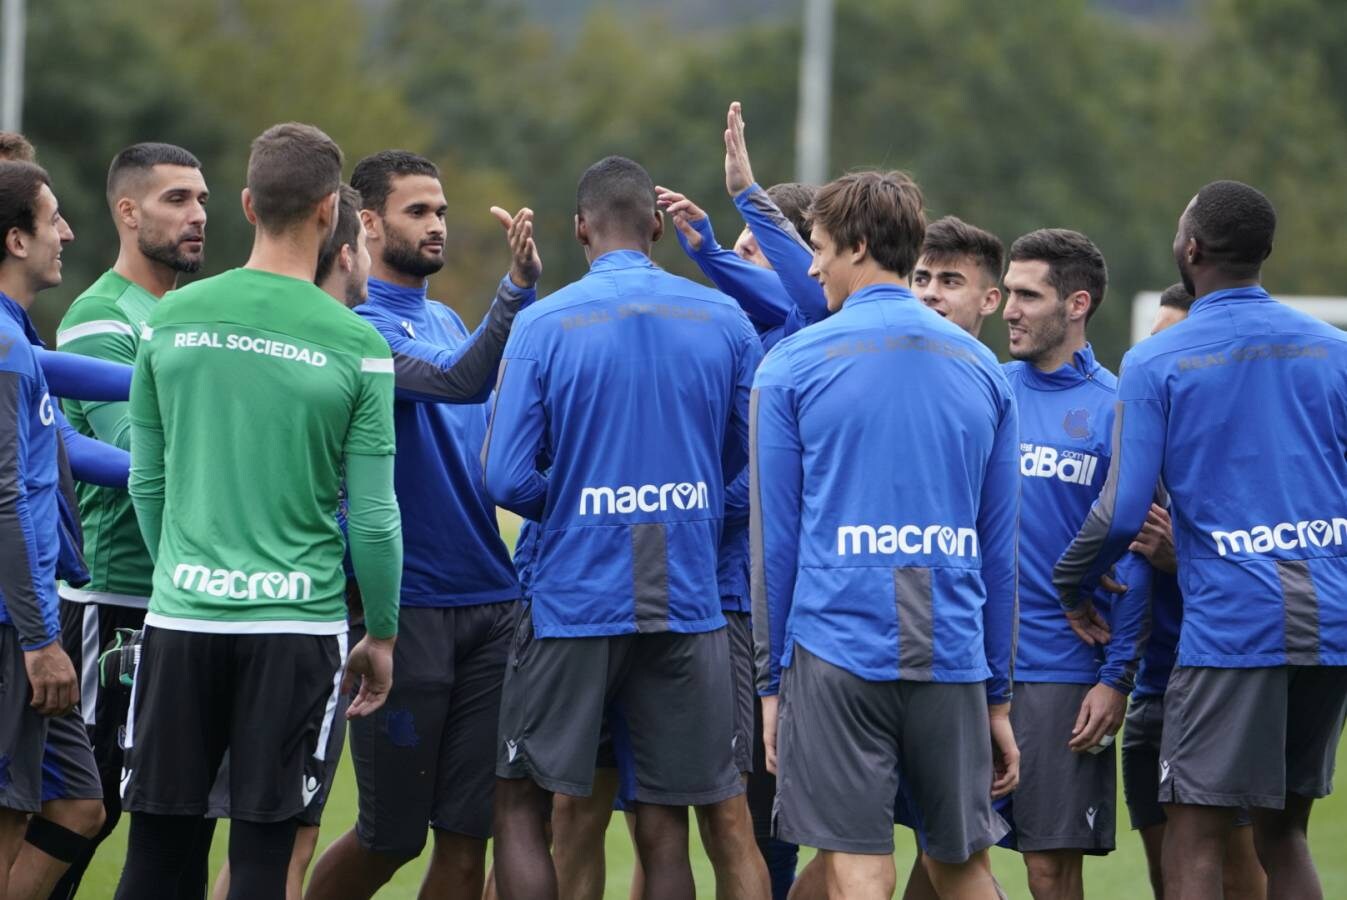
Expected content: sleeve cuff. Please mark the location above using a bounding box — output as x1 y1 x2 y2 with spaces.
19 633 59 652
499 275 538 307
733 182 764 205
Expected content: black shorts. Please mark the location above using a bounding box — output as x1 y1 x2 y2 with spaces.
0 624 102 812
121 626 346 823
725 611 755 775
1160 665 1347 810
59 599 146 787
496 603 742 807
774 643 1007 862
349 603 513 855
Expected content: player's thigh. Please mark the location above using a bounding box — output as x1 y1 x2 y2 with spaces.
0 624 46 815
1121 694 1167 831
40 707 102 805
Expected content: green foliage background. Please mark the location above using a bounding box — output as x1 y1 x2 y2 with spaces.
21 0 1347 370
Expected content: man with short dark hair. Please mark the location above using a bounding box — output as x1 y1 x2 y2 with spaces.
51 140 210 898
1055 180 1347 900
0 160 107 900
485 155 761 900
913 216 1004 337
305 149 539 900
0 132 35 162
315 184 368 309
113 123 403 900
1001 228 1150 900
754 168 1018 900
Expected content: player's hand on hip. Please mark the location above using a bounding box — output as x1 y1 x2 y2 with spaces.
490 206 542 289
24 642 79 717
1068 682 1126 753
724 101 756 196
988 703 1019 798
1065 599 1112 646
1129 503 1177 575
760 693 780 775
344 634 396 719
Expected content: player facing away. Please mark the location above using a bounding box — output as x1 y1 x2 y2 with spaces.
1055 181 1347 900
113 123 404 900
483 155 762 900
1119 283 1266 900
50 141 211 898
1000 229 1151 900
305 150 539 900
0 160 107 900
752 170 1020 900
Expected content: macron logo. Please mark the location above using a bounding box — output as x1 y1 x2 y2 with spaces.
578 481 709 516
1160 760 1171 783
173 563 313 601
836 524 978 558
505 739 520 763
1210 517 1347 557
1020 444 1099 485
1086 806 1098 830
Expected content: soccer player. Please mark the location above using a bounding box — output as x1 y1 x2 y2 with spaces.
1055 180 1347 900
1120 283 1266 900
0 160 106 900
913 216 1003 338
305 150 539 900
753 169 1019 900
50 140 209 898
113 123 403 900
1001 228 1150 900
484 155 761 900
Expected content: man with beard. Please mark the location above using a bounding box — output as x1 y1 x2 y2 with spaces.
50 142 209 898
1000 229 1150 900
305 150 538 900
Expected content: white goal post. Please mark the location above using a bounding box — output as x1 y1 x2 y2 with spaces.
1132 292 1347 346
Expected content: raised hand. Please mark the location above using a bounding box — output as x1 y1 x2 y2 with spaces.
490 206 542 289
655 186 708 251
724 101 757 197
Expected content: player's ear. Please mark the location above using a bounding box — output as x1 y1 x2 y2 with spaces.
115 196 139 232
1066 289 1091 322
981 286 1002 317
850 238 868 265
338 243 355 275
4 226 26 260
650 210 664 244
240 188 258 226
359 209 380 244
574 214 588 248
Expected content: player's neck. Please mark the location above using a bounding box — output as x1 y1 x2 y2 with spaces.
0 268 35 308
245 228 322 284
1192 273 1261 299
584 235 650 263
112 245 178 299
368 261 424 291
1032 334 1087 373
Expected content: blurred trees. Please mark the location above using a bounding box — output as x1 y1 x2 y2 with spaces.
18 0 1347 368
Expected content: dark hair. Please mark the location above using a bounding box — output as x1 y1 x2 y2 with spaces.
766 182 816 243
920 216 1004 285
246 123 343 232
1158 282 1194 311
576 156 657 239
1185 180 1276 277
0 161 52 263
808 170 925 277
0 132 35 163
1008 228 1108 320
106 142 201 212
315 184 363 286
350 150 439 215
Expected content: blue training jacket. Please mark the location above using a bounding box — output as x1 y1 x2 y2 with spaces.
483 249 761 637
750 283 1019 702
1055 286 1347 667
357 275 532 608
0 294 61 649
732 184 829 341
1006 344 1150 692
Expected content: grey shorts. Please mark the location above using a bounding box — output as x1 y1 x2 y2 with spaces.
774 643 1008 862
349 603 513 854
726 611 755 775
1008 681 1116 854
496 603 742 807
0 625 102 812
1159 665 1347 810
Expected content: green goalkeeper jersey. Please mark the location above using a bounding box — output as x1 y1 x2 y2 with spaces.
130 268 395 633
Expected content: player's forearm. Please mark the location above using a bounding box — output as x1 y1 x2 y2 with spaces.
128 421 166 561
733 184 828 325
60 412 129 488
35 348 132 402
389 277 535 404
1098 552 1153 693
344 452 403 640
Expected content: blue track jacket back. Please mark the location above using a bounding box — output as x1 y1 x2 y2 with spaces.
1056 286 1347 667
1006 345 1150 692
483 250 761 637
749 284 1019 702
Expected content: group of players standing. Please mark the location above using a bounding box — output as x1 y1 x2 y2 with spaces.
0 97 1342 900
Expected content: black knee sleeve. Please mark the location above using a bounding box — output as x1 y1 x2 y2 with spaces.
227 818 298 900
24 815 92 864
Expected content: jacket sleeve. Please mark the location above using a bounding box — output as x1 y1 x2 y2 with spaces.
1054 357 1165 610
1097 551 1153 694
677 215 794 329
58 409 129 488
0 368 59 650
749 347 802 696
35 348 132 402
481 324 548 521
723 322 763 521
978 385 1020 705
733 184 829 327
343 451 402 640
364 276 535 405
127 339 165 563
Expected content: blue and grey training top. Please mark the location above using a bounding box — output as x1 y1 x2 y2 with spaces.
483 249 761 637
750 283 1020 702
1005 344 1151 693
1055 286 1347 668
356 275 532 608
